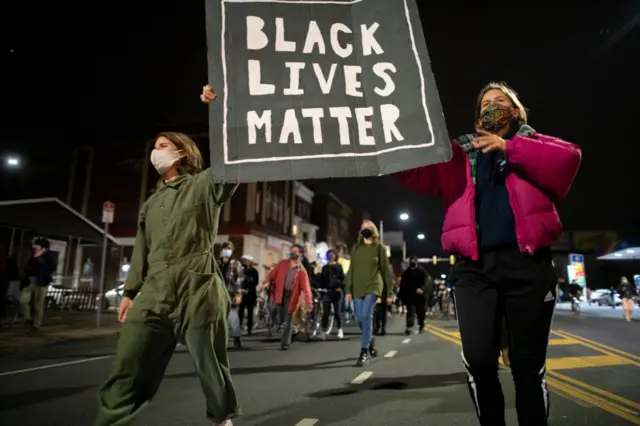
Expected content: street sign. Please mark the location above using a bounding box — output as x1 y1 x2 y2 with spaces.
569 253 584 264
102 201 115 224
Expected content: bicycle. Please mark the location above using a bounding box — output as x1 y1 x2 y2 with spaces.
306 288 334 340
439 290 456 320
571 296 581 315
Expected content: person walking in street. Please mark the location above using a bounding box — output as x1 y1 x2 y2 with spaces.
618 276 637 323
395 81 581 426
374 274 392 336
319 249 345 340
95 86 239 426
19 237 56 332
399 256 432 335
263 244 312 350
218 242 243 349
345 220 394 367
238 255 259 335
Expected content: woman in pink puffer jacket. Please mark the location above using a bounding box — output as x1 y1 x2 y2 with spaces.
395 81 581 426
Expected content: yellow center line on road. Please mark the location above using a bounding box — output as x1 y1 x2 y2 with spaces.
425 324 640 424
553 330 640 363
548 337 580 345
547 370 640 411
546 376 640 424
547 355 635 370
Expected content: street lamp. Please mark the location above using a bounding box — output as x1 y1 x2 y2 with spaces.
417 233 425 240
440 274 447 279
399 212 409 221
6 156 20 168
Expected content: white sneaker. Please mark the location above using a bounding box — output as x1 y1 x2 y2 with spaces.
320 329 327 340
214 420 232 426
337 328 344 339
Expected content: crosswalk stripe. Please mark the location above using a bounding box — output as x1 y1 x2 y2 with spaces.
351 371 373 384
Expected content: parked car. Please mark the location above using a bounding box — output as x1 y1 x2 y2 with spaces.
596 292 622 307
96 284 125 311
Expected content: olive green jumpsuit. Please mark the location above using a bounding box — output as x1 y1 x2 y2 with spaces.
95 171 240 426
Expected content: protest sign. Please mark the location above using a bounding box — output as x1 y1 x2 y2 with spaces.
205 0 451 182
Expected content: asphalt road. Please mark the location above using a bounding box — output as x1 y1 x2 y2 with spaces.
0 310 639 426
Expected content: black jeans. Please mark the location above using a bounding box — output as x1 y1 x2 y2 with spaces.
238 296 256 334
279 290 294 347
322 294 342 330
451 248 556 426
374 298 389 332
405 296 426 329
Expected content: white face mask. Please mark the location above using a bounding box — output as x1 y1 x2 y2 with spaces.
150 149 182 175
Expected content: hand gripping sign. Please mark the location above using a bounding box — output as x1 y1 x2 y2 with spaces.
205 0 452 183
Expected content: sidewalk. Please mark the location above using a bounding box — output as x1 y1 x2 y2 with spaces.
555 301 640 321
0 311 121 354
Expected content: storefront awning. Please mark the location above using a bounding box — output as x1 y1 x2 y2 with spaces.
0 197 118 245
597 239 640 260
598 248 640 260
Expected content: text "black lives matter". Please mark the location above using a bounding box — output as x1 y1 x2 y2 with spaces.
245 16 405 147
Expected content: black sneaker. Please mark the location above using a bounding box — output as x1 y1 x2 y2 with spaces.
281 344 290 350
380 328 386 336
356 349 370 367
369 339 378 358
233 337 242 349
405 328 412 336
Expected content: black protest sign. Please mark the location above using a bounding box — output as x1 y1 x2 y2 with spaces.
205 0 451 183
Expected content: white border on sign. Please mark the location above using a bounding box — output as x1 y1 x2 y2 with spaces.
221 0 434 165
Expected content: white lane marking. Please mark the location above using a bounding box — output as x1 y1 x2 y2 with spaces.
295 419 319 426
351 371 373 384
0 355 112 378
402 338 411 344
384 350 398 358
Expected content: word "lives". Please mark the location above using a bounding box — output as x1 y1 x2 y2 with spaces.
246 17 396 98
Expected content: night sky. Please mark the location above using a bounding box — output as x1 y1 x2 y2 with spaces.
2 2 639 257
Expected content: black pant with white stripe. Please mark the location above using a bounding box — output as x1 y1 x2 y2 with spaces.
450 247 556 426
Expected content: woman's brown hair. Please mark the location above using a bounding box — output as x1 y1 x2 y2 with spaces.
358 220 380 244
474 81 528 127
157 131 204 175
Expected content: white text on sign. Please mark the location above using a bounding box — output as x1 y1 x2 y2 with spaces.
244 17 404 147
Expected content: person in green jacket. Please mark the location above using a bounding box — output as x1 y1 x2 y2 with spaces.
94 87 239 426
345 220 394 367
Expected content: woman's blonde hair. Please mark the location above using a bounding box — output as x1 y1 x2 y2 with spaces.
358 220 380 244
475 81 528 127
157 131 204 175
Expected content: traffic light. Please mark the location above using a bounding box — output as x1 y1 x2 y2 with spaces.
450 255 456 265
433 255 438 264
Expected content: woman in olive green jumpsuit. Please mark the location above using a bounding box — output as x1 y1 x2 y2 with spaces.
95 87 239 426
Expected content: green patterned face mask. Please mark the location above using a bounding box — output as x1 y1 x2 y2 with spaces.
480 103 514 132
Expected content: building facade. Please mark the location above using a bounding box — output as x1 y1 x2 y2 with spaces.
1 134 371 287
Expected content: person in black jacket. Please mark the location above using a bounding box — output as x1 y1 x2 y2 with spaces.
618 276 637 323
319 249 345 339
399 256 433 335
238 255 260 335
19 237 56 331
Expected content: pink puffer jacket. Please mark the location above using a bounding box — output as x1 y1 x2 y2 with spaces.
395 133 582 260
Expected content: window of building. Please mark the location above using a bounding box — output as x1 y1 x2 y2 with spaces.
265 191 271 220
256 191 261 214
271 194 278 221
